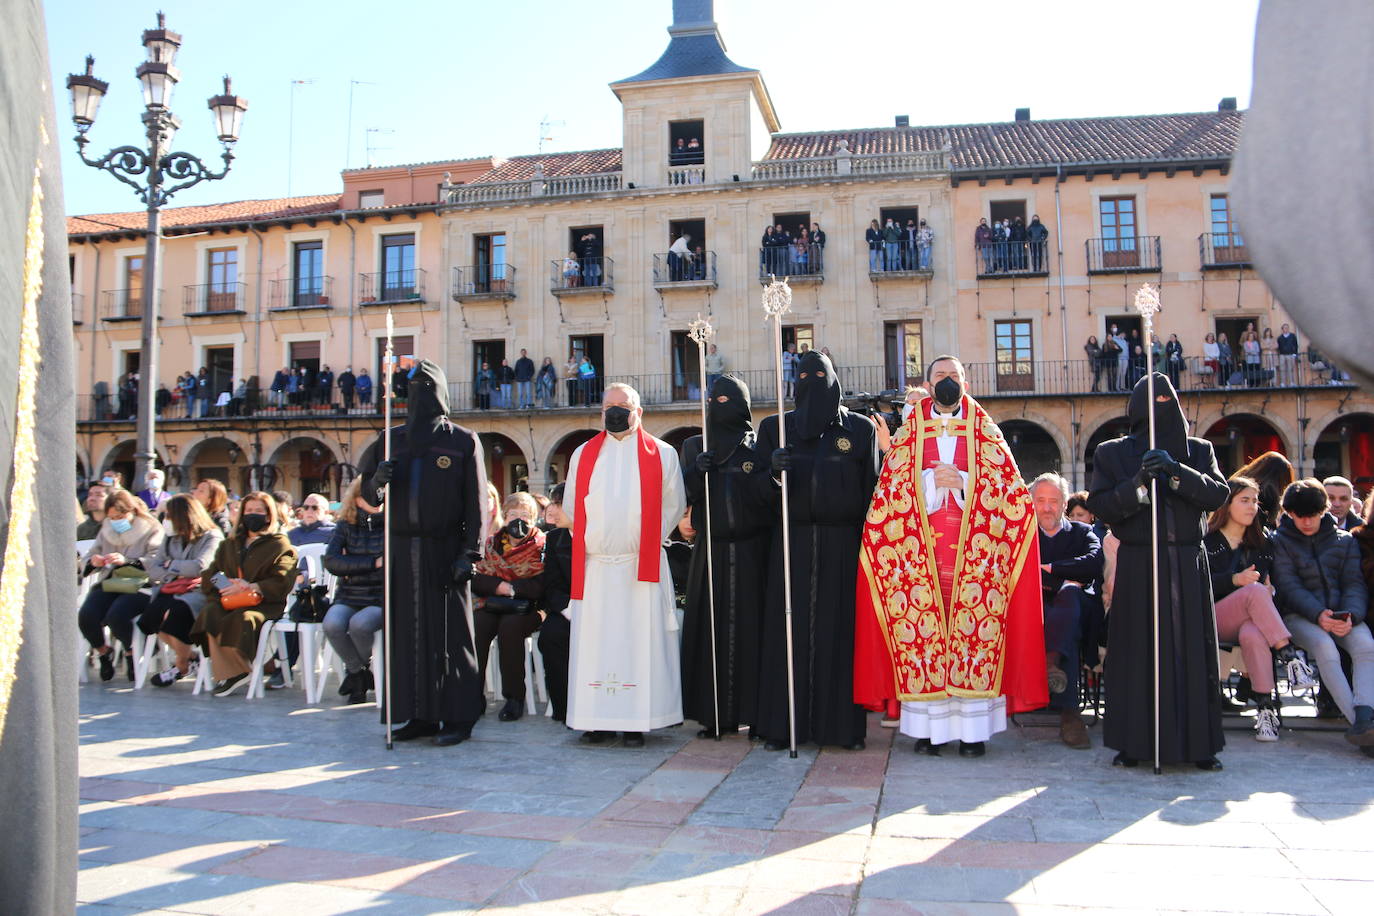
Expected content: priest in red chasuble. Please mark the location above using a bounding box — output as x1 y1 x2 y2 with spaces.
855 355 1046 758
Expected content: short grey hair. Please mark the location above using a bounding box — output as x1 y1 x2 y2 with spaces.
1029 472 1069 502
1323 476 1354 491
602 382 641 409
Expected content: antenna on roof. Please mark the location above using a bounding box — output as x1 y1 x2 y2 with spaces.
538 115 565 156
287 79 316 197
345 80 379 170
365 127 395 168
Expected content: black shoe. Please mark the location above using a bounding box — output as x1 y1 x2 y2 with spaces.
360 668 374 692
338 670 357 697
1112 752 1138 768
433 723 474 747
98 651 115 682
1195 757 1224 771
125 652 135 682
580 730 614 745
1360 746 1374 759
1316 688 1344 719
622 732 645 748
914 738 941 756
958 741 986 758
390 720 439 742
1346 705 1374 745
213 673 249 697
763 739 788 752
346 679 369 704
840 739 866 751
497 699 523 722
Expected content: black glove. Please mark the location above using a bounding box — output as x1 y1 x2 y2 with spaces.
694 451 715 474
451 555 475 585
1141 448 1181 479
372 460 395 488
771 447 793 474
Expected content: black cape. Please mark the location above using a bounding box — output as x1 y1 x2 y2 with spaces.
360 360 487 726
680 375 771 733
1088 373 1229 764
754 352 879 747
0 3 77 910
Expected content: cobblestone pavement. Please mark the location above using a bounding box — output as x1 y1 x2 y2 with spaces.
77 681 1374 914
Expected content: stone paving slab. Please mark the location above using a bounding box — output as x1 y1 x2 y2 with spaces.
75 681 1374 914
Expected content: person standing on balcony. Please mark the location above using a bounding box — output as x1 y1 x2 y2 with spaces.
1276 323 1299 386
496 358 515 410
269 367 288 409
561 251 581 289
1217 332 1235 387
811 222 826 273
760 225 775 276
782 341 799 400
1027 215 1049 272
704 344 725 393
286 366 301 408
882 217 901 271
515 349 536 410
902 219 918 270
1165 334 1185 390
1243 331 1263 387
338 367 356 411
1110 325 1129 391
354 368 372 409
475 361 494 410
578 355 598 405
317 365 334 407
536 357 558 409
195 367 211 419
1010 217 1028 270
993 219 1010 271
1084 336 1104 392
916 219 934 271
867 219 884 273
974 218 994 274
1261 327 1279 378
564 354 581 407
578 232 602 287
668 232 693 282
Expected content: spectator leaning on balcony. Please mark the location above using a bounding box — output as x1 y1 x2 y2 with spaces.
195 367 210 418
562 250 581 288
1027 215 1049 271
78 490 164 682
515 348 536 409
321 477 385 705
1108 324 1129 391
882 217 901 270
668 232 693 281
1201 332 1221 386
1271 479 1374 753
867 219 884 272
902 219 918 269
337 366 356 410
269 367 288 408
578 354 597 404
1276 324 1299 385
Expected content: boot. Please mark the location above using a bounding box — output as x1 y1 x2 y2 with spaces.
1345 706 1374 746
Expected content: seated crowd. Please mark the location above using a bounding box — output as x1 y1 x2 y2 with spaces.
77 455 1374 756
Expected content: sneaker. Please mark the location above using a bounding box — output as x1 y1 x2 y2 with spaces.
98 651 115 682
266 669 287 690
1284 651 1318 691
337 670 357 697
151 666 184 688
214 673 249 697
1254 706 1280 742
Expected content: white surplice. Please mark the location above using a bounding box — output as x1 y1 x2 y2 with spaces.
566 430 687 732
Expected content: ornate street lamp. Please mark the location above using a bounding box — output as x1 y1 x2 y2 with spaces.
66 13 248 484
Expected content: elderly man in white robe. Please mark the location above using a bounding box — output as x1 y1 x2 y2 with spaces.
565 383 687 746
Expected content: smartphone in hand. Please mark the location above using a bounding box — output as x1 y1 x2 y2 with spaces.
210 571 233 591
1331 611 1353 622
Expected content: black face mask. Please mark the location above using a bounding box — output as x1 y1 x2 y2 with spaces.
604 406 633 434
504 518 530 541
933 376 963 409
242 513 270 533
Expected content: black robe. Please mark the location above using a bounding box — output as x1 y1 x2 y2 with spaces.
754 352 879 747
360 361 487 727
1088 374 1229 764
680 431 770 733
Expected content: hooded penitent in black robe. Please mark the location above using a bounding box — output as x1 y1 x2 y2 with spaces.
1088 373 1229 765
360 360 488 731
754 352 879 748
680 375 770 734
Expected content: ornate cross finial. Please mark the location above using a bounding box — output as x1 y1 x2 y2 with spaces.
687 314 714 346
1133 283 1161 319
761 275 793 320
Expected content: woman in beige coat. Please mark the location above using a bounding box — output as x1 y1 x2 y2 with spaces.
78 490 164 681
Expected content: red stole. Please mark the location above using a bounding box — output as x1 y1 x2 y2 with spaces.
570 427 663 601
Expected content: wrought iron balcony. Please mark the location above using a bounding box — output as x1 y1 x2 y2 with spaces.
269 275 334 310
451 264 516 301
182 282 246 315
652 250 716 288
99 288 148 321
1085 236 1161 274
359 268 426 306
973 240 1048 278
1199 232 1251 269
868 239 937 280
758 243 825 283
550 256 613 294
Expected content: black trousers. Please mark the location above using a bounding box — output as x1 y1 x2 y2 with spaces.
78 588 150 651
137 593 196 644
473 609 541 702
538 611 570 721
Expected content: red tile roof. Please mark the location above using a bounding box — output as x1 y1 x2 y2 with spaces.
764 111 1244 170
66 194 341 236
471 149 623 183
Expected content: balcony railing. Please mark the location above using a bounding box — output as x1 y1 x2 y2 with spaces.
182 282 246 315
99 288 146 321
445 172 620 205
751 150 948 182
451 264 516 300
359 268 426 305
869 239 936 278
974 239 1049 278
667 165 705 186
652 250 717 287
1199 232 1251 269
758 243 825 282
550 256 613 294
269 276 334 310
1086 236 1161 274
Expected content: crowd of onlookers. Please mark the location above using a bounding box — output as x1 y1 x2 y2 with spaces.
974 215 1050 274
866 217 935 272
1083 323 1350 393
761 221 827 276
475 349 598 410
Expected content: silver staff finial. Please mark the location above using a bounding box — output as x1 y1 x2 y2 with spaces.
761 275 793 320
1133 283 1161 319
688 314 714 345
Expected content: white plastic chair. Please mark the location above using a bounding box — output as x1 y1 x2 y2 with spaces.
485 635 551 716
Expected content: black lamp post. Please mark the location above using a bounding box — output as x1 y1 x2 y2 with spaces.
66 13 248 484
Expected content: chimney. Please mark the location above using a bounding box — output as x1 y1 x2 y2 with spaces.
1014 108 1031 122
894 115 909 128
1218 97 1237 111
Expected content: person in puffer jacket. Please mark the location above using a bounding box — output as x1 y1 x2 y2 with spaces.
1271 478 1374 753
322 477 385 704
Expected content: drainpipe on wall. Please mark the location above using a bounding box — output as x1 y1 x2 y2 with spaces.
1054 164 1070 367
250 227 266 384
345 218 357 374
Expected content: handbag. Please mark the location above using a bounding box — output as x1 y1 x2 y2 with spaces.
102 565 150 594
290 583 332 623
221 590 258 611
481 595 533 615
159 576 201 596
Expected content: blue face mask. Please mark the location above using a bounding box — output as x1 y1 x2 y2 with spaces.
109 517 132 534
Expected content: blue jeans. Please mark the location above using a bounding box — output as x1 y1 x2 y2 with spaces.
1044 585 1089 711
323 602 383 674
868 249 881 272
517 381 533 407
884 242 899 270
584 262 601 287
499 384 513 408
918 244 932 270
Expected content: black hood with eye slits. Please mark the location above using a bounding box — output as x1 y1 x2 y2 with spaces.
405 359 451 446
794 351 841 440
706 374 753 458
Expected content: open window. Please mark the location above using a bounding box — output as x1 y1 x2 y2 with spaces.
670 330 701 401
669 120 704 165
988 200 1025 225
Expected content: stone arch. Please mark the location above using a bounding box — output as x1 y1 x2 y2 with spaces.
999 419 1063 483
1312 412 1374 493
1200 414 1289 478
658 425 702 454
478 432 530 496
545 428 599 490
95 439 171 490
182 434 254 496
267 436 341 504
1082 415 1132 483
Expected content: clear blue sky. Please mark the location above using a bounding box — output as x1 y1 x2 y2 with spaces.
47 0 1260 216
